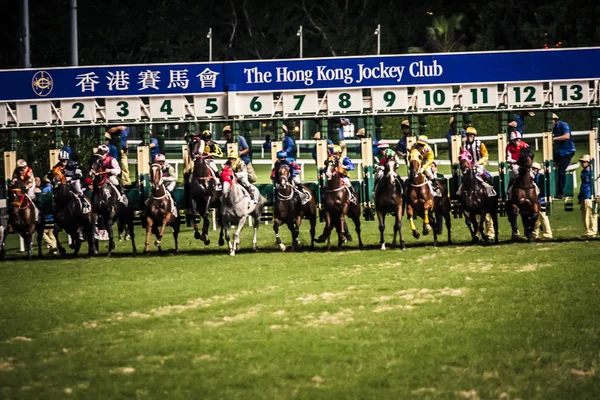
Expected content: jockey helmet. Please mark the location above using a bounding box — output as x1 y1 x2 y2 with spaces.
16 159 27 168
342 158 355 170
531 162 542 171
59 150 70 160
276 150 288 159
466 127 477 136
416 135 429 146
201 130 212 141
154 153 166 162
377 140 390 149
333 145 342 154
227 151 239 159
510 131 522 141
97 144 110 155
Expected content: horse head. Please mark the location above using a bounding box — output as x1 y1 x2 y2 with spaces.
518 147 534 169
408 149 423 181
278 164 291 188
88 154 107 187
188 137 205 160
8 180 27 207
150 163 164 191
385 157 397 184
458 150 473 174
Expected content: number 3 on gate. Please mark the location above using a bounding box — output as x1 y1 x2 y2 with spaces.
105 98 140 120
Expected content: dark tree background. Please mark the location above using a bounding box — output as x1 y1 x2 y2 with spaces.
2 0 599 69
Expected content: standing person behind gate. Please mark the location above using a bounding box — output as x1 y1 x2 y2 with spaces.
104 133 118 159
282 124 296 156
338 117 351 158
446 117 466 163
311 132 334 161
106 125 132 187
223 125 257 183
552 113 576 199
508 111 535 137
356 128 379 159
149 128 160 163
395 119 411 164
530 162 553 239
578 154 598 238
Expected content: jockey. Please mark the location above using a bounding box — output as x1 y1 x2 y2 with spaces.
12 159 37 201
506 131 530 182
226 151 256 203
462 127 492 183
412 135 440 193
153 154 176 194
50 150 89 208
271 151 310 202
327 147 357 203
374 140 401 182
96 144 123 194
200 130 223 188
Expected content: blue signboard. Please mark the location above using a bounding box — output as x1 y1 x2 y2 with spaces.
0 63 225 101
0 47 599 101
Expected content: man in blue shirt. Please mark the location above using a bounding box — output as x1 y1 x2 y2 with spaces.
578 154 597 238
395 119 411 163
104 133 118 159
508 111 535 138
106 125 131 186
552 113 576 198
338 117 350 158
282 124 296 156
223 125 256 183
446 116 466 162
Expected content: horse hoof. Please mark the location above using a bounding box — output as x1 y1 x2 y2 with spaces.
433 241 438 247
204 239 210 246
199 234 207 241
144 250 150 256
412 231 420 239
279 243 286 252
154 240 161 246
229 251 235 256
218 238 225 247
253 245 258 252
194 231 201 240
380 243 386 251
59 247 67 256
359 244 364 250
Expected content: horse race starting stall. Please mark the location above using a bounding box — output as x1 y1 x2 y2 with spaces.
1 47 600 252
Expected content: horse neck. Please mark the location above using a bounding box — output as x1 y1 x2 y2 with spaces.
194 158 208 177
409 162 425 184
519 166 532 185
462 167 478 187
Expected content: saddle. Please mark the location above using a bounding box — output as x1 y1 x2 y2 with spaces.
427 181 442 197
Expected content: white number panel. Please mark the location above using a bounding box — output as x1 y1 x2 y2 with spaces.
193 94 227 118
327 89 363 113
417 87 453 109
553 81 590 105
235 93 274 116
282 91 318 115
149 97 185 119
0 103 6 125
61 99 96 122
508 83 544 107
105 98 141 120
461 85 498 108
371 88 408 111
16 102 52 124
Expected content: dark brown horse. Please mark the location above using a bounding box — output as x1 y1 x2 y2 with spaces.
89 155 137 257
187 139 221 245
405 149 439 245
51 170 96 256
457 151 499 244
374 157 405 250
273 164 317 251
144 163 180 254
507 147 539 241
4 180 43 260
321 164 364 250
433 178 452 244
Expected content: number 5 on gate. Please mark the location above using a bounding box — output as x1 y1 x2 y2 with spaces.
193 95 227 117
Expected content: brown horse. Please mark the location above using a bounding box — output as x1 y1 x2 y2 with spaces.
457 151 499 244
144 163 180 254
405 149 439 245
321 164 364 250
4 180 43 260
273 164 317 251
374 157 405 250
507 147 539 242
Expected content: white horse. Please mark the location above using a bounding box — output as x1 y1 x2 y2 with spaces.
220 177 265 256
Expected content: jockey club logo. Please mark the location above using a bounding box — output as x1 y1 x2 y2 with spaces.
31 70 54 97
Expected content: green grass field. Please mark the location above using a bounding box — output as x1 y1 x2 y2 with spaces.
1 203 599 399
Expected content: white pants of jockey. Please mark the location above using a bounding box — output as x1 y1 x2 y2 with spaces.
108 175 120 186
69 179 85 196
236 171 255 200
164 180 176 193
375 166 384 181
424 167 435 180
207 160 219 176
508 163 519 180
342 176 352 188
292 175 302 187
26 186 36 201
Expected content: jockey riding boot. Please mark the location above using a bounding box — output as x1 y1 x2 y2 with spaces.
214 177 222 191
247 186 257 204
456 184 463 197
295 182 308 204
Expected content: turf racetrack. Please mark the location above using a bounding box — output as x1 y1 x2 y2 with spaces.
1 204 599 399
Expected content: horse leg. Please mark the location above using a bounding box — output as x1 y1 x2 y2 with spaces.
54 224 67 256
338 214 346 250
430 213 438 246
127 212 137 256
352 212 364 250
509 204 520 240
0 226 5 261
396 202 406 250
292 215 302 251
407 204 420 239
231 216 246 256
274 218 286 252
156 213 171 252
309 215 316 251
423 209 432 235
378 211 386 250
223 221 232 254
144 216 153 254
172 219 180 254
492 210 500 244
465 212 478 243
200 197 211 242
325 211 333 251
252 217 259 252
106 217 115 258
